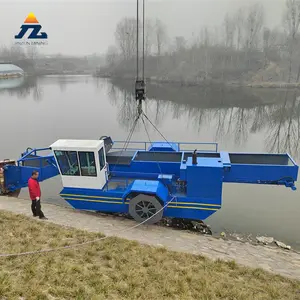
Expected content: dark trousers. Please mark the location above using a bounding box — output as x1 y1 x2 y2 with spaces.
31 199 45 218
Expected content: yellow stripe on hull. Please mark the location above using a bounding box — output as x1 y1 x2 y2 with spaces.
64 197 123 204
174 202 221 208
61 194 221 208
168 205 219 211
61 194 122 200
64 197 219 211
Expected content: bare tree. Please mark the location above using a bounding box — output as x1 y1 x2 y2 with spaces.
234 8 244 50
115 17 140 60
105 45 119 67
27 46 39 61
263 27 271 66
224 13 236 48
263 27 271 49
174 36 187 52
154 18 167 56
198 27 212 80
284 0 300 39
268 28 281 48
9 45 26 61
211 26 221 46
105 2 300 85
199 27 210 46
144 19 154 56
244 3 265 50
283 0 300 82
0 46 10 60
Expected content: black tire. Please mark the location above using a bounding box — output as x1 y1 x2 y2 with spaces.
129 194 163 225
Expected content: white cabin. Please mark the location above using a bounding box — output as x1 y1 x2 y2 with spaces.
50 139 108 190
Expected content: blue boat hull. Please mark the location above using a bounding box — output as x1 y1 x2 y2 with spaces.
60 187 220 221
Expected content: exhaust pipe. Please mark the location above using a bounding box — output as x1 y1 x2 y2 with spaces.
192 149 197 165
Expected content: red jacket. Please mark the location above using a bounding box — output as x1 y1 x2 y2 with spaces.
28 177 41 200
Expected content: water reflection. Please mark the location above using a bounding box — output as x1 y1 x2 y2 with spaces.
1 75 299 159
0 76 24 89
0 75 93 102
107 79 300 160
0 76 43 102
266 91 300 156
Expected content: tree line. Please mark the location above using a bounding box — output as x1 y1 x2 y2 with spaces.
104 0 300 84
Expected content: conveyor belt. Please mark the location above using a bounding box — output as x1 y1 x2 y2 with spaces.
229 154 292 166
21 155 50 168
106 151 136 166
133 151 182 162
107 151 222 165
183 152 220 161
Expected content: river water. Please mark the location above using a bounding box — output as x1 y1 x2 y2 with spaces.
1 75 299 249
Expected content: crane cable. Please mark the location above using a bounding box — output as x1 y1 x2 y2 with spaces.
142 0 145 80
110 0 147 174
136 0 139 80
109 109 140 175
142 111 176 150
113 0 173 176
136 0 145 81
136 0 174 177
141 115 163 176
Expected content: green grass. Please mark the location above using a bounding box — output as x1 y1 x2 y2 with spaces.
0 210 300 300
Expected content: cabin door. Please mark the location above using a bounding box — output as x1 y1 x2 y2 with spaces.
98 145 108 189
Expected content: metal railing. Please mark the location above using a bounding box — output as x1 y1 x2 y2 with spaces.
112 141 218 153
177 142 218 152
17 147 53 167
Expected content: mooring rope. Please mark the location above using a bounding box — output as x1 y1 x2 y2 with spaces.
0 196 176 258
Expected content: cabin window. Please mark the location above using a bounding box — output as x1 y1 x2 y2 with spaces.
54 151 80 176
78 152 97 177
98 147 105 170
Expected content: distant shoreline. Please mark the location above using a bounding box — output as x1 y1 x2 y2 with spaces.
3 72 299 90
93 74 300 89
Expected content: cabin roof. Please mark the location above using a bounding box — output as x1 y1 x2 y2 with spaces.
50 139 103 151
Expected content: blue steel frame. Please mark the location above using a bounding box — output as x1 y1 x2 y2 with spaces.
59 145 298 221
58 140 221 221
2 140 298 222
223 152 298 189
59 184 220 221
18 147 52 165
3 148 59 192
113 141 219 152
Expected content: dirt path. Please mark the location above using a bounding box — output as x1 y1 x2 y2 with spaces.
1 196 300 280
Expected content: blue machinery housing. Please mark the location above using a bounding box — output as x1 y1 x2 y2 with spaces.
1 139 298 224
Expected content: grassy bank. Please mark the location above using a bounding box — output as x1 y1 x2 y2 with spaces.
0 211 299 300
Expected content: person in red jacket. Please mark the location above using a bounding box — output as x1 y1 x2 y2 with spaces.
28 170 47 219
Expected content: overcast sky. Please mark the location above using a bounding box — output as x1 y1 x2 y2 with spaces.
0 0 286 56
